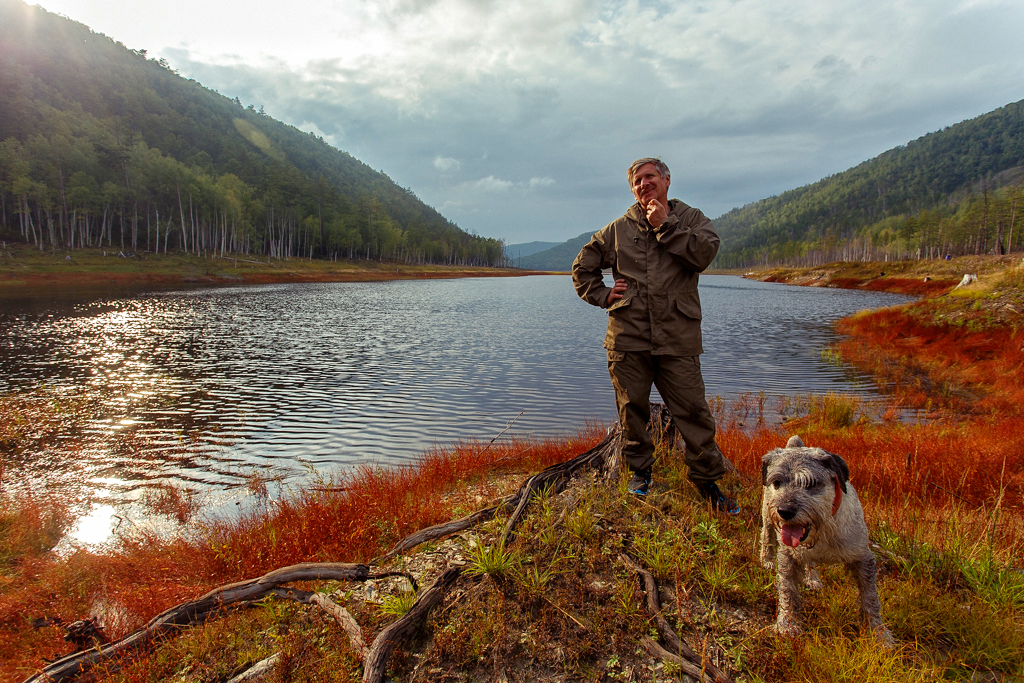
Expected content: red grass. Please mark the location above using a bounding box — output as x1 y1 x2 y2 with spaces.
858 277 959 297
824 277 864 289
4 413 1022 680
824 276 959 297
836 306 1024 415
192 426 607 579
725 420 1024 511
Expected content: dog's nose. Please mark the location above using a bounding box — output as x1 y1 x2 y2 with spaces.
778 506 798 521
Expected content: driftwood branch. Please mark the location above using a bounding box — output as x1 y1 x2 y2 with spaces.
641 636 702 678
23 563 369 683
225 653 281 683
485 410 525 450
500 427 620 545
310 593 368 660
268 587 314 603
362 567 463 683
377 426 620 561
371 496 517 564
620 554 732 683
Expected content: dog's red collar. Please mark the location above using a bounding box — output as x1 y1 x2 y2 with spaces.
831 477 843 516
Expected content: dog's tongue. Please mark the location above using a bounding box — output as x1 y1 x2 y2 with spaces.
781 523 805 548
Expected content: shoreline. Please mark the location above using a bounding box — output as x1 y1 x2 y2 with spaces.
734 253 1022 296
0 242 554 295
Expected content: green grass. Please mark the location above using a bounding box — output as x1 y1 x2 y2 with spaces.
465 534 521 580
378 589 418 618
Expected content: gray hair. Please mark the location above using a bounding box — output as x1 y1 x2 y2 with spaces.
627 157 670 186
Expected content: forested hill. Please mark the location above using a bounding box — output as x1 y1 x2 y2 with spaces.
0 0 505 265
714 100 1024 268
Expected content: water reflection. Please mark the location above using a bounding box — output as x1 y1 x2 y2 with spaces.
0 275 911 534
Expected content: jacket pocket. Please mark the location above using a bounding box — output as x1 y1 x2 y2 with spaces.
607 350 625 362
675 293 702 320
607 295 632 312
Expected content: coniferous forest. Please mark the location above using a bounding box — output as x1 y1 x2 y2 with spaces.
0 0 507 266
714 100 1024 268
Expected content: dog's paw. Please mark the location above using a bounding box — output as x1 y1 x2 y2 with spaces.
873 624 896 648
803 568 823 590
774 616 802 637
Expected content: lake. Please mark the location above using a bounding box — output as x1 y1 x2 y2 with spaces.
0 274 911 542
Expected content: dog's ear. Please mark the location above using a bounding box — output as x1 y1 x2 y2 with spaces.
818 450 850 493
761 449 780 486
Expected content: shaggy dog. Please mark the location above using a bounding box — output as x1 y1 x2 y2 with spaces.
760 436 893 644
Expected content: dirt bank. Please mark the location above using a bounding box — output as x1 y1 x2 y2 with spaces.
739 254 1022 297
0 243 551 294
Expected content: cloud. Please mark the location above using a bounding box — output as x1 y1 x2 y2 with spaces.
469 176 515 192
434 156 461 172
456 175 555 194
60 0 1024 244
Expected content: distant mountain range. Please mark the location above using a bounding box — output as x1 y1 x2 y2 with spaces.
518 99 1024 271
0 0 504 265
515 234 592 271
503 240 560 264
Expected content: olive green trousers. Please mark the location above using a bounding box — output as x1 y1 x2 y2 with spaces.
607 350 727 484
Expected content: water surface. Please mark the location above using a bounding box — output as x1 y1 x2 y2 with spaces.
0 274 910 539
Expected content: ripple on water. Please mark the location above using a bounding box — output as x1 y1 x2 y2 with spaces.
0 274 913 538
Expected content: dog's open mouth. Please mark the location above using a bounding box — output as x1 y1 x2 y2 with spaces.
780 523 809 548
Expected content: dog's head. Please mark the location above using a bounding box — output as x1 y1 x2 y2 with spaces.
761 436 850 549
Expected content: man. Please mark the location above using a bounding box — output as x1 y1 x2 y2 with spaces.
571 157 738 513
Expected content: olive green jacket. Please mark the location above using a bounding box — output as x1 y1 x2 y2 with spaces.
571 199 719 356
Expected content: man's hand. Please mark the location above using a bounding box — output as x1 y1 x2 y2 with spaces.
645 198 668 229
606 278 628 306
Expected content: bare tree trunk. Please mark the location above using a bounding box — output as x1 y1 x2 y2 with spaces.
1008 189 1018 255
177 182 188 254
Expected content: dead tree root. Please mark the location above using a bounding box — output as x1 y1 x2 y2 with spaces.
500 427 621 544
371 495 517 564
620 553 732 683
362 567 463 683
23 564 369 683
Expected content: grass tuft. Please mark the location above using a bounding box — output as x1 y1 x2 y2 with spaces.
379 589 418 618
465 535 521 580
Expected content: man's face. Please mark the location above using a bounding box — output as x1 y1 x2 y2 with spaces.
631 163 670 207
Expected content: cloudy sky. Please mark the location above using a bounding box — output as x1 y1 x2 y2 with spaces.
36 0 1024 245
